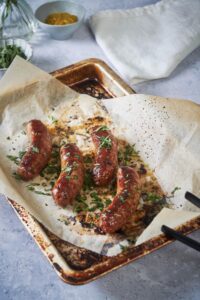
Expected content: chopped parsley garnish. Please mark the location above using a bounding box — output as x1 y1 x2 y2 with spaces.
48 115 58 124
26 184 51 196
170 186 181 197
146 192 161 202
96 125 109 132
7 151 27 165
19 151 26 159
7 155 20 165
119 244 129 252
74 195 88 212
44 164 60 174
31 146 39 153
119 195 126 203
105 199 112 206
83 170 93 190
76 195 87 203
64 165 73 175
27 185 35 191
84 156 93 164
124 144 139 160
90 192 104 211
75 153 81 160
34 190 51 196
99 136 112 149
12 172 22 181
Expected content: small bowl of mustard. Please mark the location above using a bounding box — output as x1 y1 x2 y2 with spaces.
35 1 85 40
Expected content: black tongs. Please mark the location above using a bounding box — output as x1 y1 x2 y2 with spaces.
161 192 200 252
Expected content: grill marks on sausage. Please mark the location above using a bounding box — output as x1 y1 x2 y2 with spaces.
17 120 52 181
91 126 118 186
52 144 84 207
99 166 140 234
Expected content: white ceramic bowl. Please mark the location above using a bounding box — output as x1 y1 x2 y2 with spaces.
35 1 85 40
0 39 32 71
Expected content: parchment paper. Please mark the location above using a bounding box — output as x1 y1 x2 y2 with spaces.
0 57 199 256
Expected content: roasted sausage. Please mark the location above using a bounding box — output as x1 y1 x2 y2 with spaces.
52 143 84 207
17 120 52 181
99 166 140 234
91 126 118 186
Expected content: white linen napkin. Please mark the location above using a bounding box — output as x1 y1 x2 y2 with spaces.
90 0 200 84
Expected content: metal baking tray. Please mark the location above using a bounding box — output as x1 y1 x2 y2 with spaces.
7 58 200 285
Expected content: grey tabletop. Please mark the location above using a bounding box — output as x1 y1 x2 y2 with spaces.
0 1 200 300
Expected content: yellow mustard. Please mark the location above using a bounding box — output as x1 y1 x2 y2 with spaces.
45 12 78 25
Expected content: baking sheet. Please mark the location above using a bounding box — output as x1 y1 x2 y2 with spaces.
0 57 199 257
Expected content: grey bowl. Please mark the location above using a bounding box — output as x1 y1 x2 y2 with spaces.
35 1 85 40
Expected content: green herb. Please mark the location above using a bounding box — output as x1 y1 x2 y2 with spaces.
27 185 35 191
64 165 73 175
75 153 81 160
124 144 139 161
44 164 60 175
51 148 59 158
99 136 112 149
34 190 51 196
74 203 88 213
12 172 22 181
0 44 27 69
19 151 26 159
48 115 58 124
170 187 181 197
119 244 129 252
73 161 78 169
66 175 71 180
83 170 93 190
118 150 124 162
76 195 87 203
84 156 93 164
74 195 88 213
105 199 112 206
88 206 97 212
7 155 20 165
50 180 55 187
146 192 161 202
90 192 104 211
119 195 125 203
31 146 39 153
96 125 109 132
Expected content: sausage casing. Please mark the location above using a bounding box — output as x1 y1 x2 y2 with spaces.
99 166 140 234
91 126 118 186
52 143 84 207
17 120 52 181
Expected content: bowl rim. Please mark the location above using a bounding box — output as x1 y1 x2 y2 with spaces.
34 0 86 28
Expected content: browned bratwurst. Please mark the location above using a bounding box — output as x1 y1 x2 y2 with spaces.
17 120 52 181
52 143 84 207
91 126 118 186
99 166 140 234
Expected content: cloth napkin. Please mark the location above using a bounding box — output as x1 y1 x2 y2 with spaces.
90 0 200 84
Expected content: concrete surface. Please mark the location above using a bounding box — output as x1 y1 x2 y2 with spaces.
0 1 200 299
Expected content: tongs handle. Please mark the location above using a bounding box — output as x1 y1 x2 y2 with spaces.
161 191 200 252
185 191 200 208
161 225 200 252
